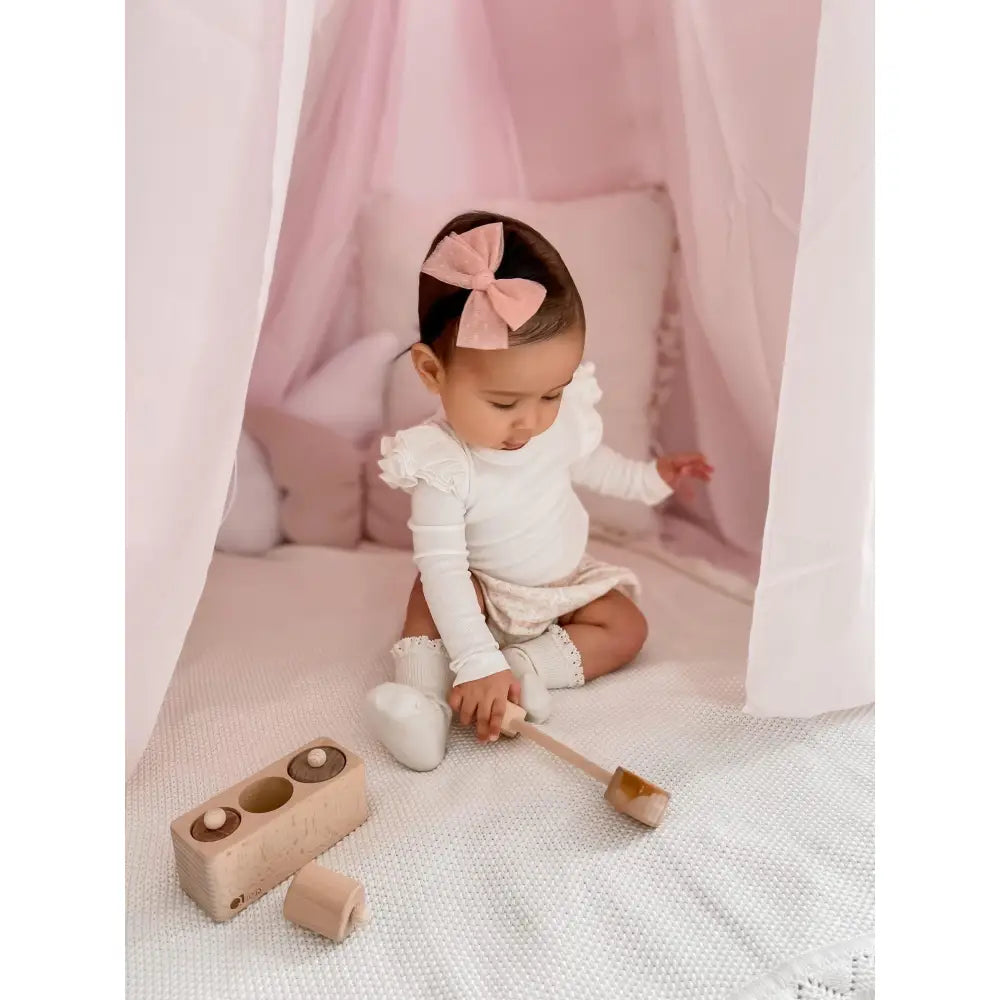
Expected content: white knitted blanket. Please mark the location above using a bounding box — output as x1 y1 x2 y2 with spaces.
126 542 874 999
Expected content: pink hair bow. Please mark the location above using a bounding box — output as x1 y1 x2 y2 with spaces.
420 221 547 350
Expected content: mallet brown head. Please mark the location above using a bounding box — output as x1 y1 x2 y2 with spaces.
603 767 669 828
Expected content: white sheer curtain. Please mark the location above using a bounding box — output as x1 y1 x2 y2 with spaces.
125 0 318 776
745 0 874 716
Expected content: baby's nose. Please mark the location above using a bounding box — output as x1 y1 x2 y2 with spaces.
513 404 542 432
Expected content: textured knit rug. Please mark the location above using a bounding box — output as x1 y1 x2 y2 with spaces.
731 937 875 1000
126 543 874 999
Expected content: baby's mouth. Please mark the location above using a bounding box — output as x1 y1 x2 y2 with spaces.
501 440 528 451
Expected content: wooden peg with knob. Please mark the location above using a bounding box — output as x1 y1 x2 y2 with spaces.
499 702 669 828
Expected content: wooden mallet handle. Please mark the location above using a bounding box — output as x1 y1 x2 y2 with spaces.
499 701 669 828
513 718 613 785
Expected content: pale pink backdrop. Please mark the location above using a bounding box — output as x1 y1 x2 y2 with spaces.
126 0 873 775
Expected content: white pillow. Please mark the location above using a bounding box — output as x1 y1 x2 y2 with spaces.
215 432 282 555
284 330 400 447
358 189 675 539
217 332 400 554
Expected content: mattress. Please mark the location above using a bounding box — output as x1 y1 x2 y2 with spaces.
126 542 874 999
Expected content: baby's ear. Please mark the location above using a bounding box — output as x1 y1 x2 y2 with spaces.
410 343 444 394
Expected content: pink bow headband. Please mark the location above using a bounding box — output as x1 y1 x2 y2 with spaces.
420 221 547 350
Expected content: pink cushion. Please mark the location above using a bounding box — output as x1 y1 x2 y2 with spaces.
363 437 414 550
244 406 364 548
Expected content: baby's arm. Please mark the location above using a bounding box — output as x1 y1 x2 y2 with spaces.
409 482 511 686
570 443 673 506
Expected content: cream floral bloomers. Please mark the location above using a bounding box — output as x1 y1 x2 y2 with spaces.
475 553 640 647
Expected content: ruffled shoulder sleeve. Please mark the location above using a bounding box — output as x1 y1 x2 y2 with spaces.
560 361 604 459
378 422 472 500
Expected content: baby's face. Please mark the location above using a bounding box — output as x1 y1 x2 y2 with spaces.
415 327 585 451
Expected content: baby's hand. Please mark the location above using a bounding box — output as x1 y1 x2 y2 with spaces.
448 669 522 743
657 452 714 502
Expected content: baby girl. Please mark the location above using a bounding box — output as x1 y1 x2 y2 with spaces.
366 212 712 771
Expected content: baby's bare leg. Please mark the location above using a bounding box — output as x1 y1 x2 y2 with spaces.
559 590 649 682
402 575 485 640
367 574 489 773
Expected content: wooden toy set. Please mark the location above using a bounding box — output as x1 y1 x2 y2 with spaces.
169 711 669 942
170 737 370 941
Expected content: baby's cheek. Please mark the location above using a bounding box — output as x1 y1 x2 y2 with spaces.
485 407 510 439
540 403 562 435
464 400 504 444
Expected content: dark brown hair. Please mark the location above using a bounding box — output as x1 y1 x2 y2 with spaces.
417 211 585 359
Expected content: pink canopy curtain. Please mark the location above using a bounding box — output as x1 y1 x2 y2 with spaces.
651 0 822 557
247 0 665 405
126 0 316 776
746 0 874 715
248 0 403 405
650 0 873 715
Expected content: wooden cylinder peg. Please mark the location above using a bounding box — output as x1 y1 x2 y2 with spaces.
283 862 369 943
499 701 527 737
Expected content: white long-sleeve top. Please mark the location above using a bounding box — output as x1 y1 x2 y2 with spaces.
378 363 672 685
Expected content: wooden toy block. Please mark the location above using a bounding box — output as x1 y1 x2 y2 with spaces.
170 738 368 921
499 700 527 737
284 862 370 943
499 701 669 828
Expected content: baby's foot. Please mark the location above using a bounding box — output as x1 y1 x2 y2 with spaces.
365 682 451 772
502 647 553 723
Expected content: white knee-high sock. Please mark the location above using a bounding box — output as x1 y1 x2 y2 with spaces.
365 637 452 772
502 625 584 723
392 636 451 700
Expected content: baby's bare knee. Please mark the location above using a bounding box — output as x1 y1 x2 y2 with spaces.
623 604 649 659
603 593 648 662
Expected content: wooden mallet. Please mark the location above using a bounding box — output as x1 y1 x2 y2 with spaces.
499 702 669 828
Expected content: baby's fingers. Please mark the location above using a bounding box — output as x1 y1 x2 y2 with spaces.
679 460 713 481
488 697 506 742
508 678 522 709
476 698 495 742
459 693 478 727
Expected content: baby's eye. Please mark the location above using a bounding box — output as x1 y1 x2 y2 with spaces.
490 401 517 410
542 393 563 403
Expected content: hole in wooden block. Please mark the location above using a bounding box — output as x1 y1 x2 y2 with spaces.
238 776 294 813
287 746 347 783
190 807 241 842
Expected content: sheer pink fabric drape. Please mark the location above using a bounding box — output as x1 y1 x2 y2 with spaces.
247 0 403 405
746 0 874 715
652 0 822 556
126 0 314 776
247 0 666 405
